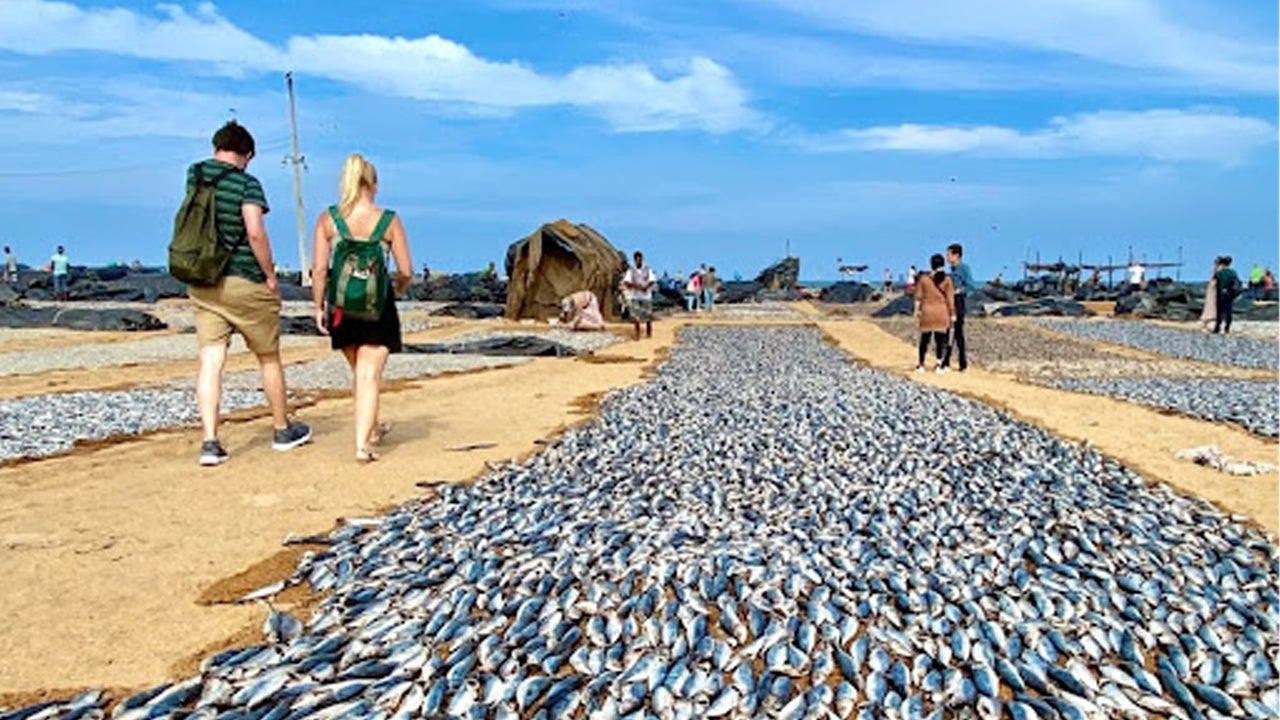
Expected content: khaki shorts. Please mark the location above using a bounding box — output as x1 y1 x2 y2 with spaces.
188 276 281 355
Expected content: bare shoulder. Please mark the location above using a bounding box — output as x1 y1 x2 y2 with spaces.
389 212 407 235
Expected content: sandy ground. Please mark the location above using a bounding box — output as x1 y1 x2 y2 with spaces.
1 306 1276 703
820 317 1279 537
0 320 660 698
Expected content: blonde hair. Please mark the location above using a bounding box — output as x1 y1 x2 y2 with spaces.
338 153 378 216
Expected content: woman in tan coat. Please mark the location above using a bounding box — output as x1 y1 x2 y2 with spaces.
915 253 956 373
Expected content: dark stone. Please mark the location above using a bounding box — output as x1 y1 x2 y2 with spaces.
417 272 507 303
964 292 991 317
127 273 187 301
1240 303 1279 321
820 282 877 304
981 284 1022 303
430 302 506 319
653 285 683 309
406 335 580 357
872 295 916 317
755 289 803 302
280 315 321 335
756 257 800 290
278 284 312 302
0 283 18 306
67 281 145 302
992 298 1087 318
717 281 763 304
0 306 58 327
51 308 167 331
92 266 130 282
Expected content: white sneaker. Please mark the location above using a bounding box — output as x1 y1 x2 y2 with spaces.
914 366 925 373
935 366 950 374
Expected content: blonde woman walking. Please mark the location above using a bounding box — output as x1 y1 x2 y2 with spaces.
311 154 414 462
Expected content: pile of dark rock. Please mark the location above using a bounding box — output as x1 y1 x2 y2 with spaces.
8 267 187 303
0 306 167 331
1113 279 1278 322
819 281 880 304
701 257 804 305
405 271 506 304
872 285 1088 319
757 257 799 290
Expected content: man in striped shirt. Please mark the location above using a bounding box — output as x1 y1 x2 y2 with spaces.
185 121 311 466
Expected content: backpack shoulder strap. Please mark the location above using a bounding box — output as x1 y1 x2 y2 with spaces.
328 206 354 241
370 210 396 244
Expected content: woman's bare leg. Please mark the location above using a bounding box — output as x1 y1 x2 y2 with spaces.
353 344 390 457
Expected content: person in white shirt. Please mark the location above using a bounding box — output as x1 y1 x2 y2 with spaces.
1127 262 1145 291
3 246 16 284
49 245 70 300
620 250 657 339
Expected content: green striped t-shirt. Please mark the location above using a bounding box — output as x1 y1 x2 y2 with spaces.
186 159 270 283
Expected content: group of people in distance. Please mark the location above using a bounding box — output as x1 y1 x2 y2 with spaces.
2 244 70 300
184 121 414 467
682 265 719 313
559 256 720 341
913 243 974 374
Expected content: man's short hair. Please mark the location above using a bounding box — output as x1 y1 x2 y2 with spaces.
213 121 256 157
633 251 643 260
947 243 964 257
57 245 64 253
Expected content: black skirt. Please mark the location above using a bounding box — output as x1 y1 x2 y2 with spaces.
329 289 402 353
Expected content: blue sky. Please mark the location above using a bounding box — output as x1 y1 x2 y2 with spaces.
0 0 1275 282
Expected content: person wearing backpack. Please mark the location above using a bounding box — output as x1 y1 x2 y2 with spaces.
310 154 414 463
179 121 311 466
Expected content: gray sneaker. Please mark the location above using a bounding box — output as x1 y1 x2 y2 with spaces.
272 422 313 451
199 439 229 466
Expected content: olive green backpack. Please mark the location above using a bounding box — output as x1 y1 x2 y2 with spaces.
326 206 393 322
169 164 236 286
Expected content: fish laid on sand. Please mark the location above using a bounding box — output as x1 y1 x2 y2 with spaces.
2 326 1276 720
1034 319 1279 371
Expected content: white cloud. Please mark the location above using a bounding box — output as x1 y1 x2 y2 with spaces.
752 0 1276 93
0 0 759 133
0 81 291 146
0 0 282 65
797 109 1277 165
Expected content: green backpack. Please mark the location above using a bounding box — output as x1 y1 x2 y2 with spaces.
169 163 236 286
326 206 394 322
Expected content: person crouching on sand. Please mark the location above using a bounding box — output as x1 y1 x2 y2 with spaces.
914 254 955 374
310 154 414 463
560 290 605 331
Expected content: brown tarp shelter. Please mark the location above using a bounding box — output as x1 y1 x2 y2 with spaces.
505 219 627 321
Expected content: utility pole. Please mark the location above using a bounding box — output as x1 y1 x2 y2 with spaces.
285 72 310 286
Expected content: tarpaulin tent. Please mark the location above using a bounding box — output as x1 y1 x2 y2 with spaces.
505 219 627 321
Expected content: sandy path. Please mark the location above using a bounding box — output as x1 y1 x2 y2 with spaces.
0 323 669 697
821 318 1279 536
